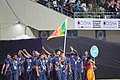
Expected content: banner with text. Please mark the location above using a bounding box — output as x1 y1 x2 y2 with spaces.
75 18 120 30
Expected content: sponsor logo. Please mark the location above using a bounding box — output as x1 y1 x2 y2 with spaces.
118 21 120 28
77 20 91 28
93 21 101 28
75 18 120 30
103 20 117 28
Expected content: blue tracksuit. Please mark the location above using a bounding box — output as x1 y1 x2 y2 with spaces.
18 55 25 75
30 56 37 80
82 55 89 80
10 60 19 80
4 59 13 80
66 58 72 80
70 55 78 80
45 58 52 80
77 58 83 80
26 59 32 80
60 58 68 80
52 55 62 80
36 59 47 80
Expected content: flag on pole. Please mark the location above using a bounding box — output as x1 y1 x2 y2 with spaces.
47 19 67 40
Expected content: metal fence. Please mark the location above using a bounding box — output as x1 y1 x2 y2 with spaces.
33 0 120 19
74 12 120 18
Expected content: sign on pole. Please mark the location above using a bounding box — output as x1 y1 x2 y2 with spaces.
90 45 99 58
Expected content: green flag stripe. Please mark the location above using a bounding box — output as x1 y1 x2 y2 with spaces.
62 21 66 34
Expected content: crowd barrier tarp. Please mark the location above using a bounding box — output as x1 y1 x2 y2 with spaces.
42 36 120 79
0 38 42 64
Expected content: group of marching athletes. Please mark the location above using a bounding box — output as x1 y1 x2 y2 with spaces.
1 46 97 80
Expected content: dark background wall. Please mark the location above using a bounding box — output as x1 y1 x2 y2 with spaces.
0 37 120 79
0 38 42 80
42 37 120 79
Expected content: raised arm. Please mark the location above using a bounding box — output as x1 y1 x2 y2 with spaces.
21 50 30 58
42 46 51 55
23 49 32 57
70 46 79 55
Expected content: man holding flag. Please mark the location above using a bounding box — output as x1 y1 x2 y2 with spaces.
47 18 67 80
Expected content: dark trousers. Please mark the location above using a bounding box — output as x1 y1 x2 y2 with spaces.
13 71 18 80
1 74 7 80
83 68 87 80
6 71 13 80
31 69 37 80
77 71 82 80
19 73 24 80
72 69 77 80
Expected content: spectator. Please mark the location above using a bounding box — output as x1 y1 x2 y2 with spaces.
104 0 111 12
76 6 84 12
69 0 75 3
112 4 120 18
96 0 101 11
35 0 120 17
99 2 106 12
80 2 88 12
99 6 105 12
114 0 120 9
75 0 81 6
59 0 65 6
87 0 93 12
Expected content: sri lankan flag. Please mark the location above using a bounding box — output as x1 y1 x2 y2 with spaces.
47 19 67 40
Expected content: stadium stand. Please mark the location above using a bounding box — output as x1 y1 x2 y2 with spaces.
32 0 120 18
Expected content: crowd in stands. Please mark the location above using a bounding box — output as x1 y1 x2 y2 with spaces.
33 0 120 18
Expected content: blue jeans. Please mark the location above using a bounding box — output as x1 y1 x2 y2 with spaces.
13 71 18 80
83 68 87 80
6 71 13 80
31 69 37 80
61 71 67 80
27 71 32 80
67 71 72 80
72 70 77 80
77 71 82 80
37 71 47 80
56 70 62 80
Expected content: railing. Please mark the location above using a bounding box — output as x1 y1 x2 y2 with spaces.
37 0 74 18
33 0 120 19
74 12 120 18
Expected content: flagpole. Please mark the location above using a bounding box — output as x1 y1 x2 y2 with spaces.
64 18 67 54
